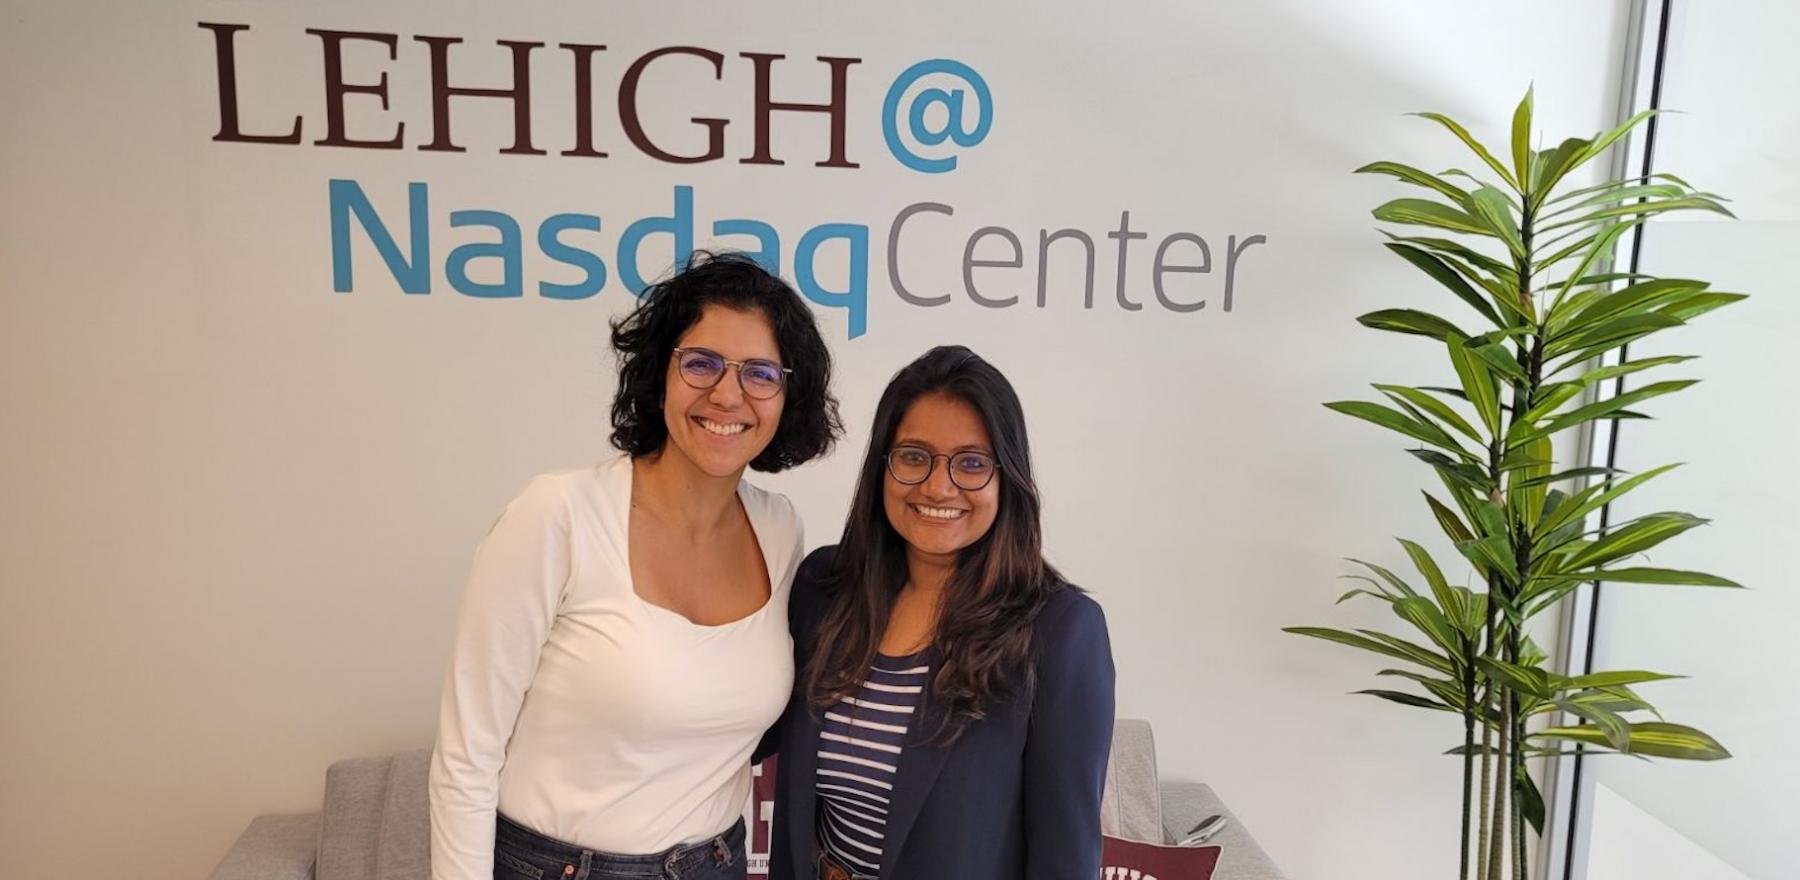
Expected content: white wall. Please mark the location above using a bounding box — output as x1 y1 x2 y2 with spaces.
1582 4 1800 879
1586 784 1751 880
0 2 1634 879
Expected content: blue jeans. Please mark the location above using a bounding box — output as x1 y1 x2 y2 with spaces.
494 813 746 880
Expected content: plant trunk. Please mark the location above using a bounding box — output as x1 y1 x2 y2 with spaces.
1487 712 1510 880
1513 689 1529 880
1461 672 1477 880
1501 193 1540 880
1476 688 1494 880
1511 696 1525 880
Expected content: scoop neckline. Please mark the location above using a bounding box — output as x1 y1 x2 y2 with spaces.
611 455 778 631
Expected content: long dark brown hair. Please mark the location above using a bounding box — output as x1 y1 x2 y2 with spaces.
805 345 1066 745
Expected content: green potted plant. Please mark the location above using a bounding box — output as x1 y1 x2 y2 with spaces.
1287 89 1740 880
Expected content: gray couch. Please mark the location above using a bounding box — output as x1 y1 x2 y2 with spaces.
209 719 1283 880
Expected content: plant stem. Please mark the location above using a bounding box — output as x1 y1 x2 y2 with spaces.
1477 690 1494 880
1500 657 1521 880
1514 697 1530 880
1461 651 1477 880
1489 705 1510 880
1509 196 1541 880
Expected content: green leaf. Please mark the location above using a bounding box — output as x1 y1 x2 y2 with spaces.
1511 87 1533 192
1453 587 1487 636
1335 586 1391 605
1355 689 1455 712
1520 635 1550 667
1325 401 1477 460
1540 486 1570 526
1538 221 1643 286
1551 221 1640 308
1512 466 1622 491
1518 768 1546 835
1393 596 1462 657
1549 686 1658 719
1473 499 1510 539
1409 112 1519 189
1411 450 1497 495
1511 435 1554 530
1660 291 1748 321
1356 161 1473 203
1566 271 1654 288
1548 171 1692 206
1447 335 1502 435
1347 558 1420 598
1534 722 1731 760
1582 567 1743 587
1564 670 1685 689
1564 279 1710 333
1398 542 1464 629
1535 464 1631 539
1547 286 1608 327
1469 340 1529 384
1383 243 1505 326
1470 186 1526 258
1458 534 1520 584
1578 109 1657 169
1358 628 1460 675
1528 150 1548 196
1377 384 1484 443
1550 183 1689 215
1423 491 1476 545
1540 195 1737 232
1284 626 1446 672
1580 356 1698 386
1374 198 1494 236
1498 444 1550 472
1537 380 1698 437
1557 699 1630 750
1442 168 1509 193
1547 313 1686 361
1435 463 1486 530
1377 669 1470 710
1358 308 1469 342
1531 136 1594 207
1479 657 1554 699
1560 512 1710 571
1518 381 1588 424
1383 233 1518 282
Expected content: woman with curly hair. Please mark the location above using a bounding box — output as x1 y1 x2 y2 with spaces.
429 252 842 880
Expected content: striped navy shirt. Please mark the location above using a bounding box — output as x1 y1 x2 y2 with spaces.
815 650 931 876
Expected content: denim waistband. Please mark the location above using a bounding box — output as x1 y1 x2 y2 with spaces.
496 813 745 879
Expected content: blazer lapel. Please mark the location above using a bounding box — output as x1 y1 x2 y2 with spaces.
877 720 951 879
786 705 822 871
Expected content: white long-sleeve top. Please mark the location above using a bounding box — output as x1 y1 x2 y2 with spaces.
428 456 801 880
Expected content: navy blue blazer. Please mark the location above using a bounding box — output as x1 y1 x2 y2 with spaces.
761 546 1115 880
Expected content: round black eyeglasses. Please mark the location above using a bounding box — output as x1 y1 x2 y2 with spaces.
885 444 999 491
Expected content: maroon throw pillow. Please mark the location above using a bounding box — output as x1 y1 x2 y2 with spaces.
1101 835 1221 880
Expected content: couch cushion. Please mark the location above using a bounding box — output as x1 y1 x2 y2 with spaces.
317 754 395 880
316 749 434 880
1161 780 1286 880
207 813 321 880
376 750 432 880
1102 717 1165 843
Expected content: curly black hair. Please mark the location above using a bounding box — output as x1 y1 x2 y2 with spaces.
609 251 843 472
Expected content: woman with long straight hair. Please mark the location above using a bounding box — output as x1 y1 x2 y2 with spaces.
430 252 842 880
764 345 1115 880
